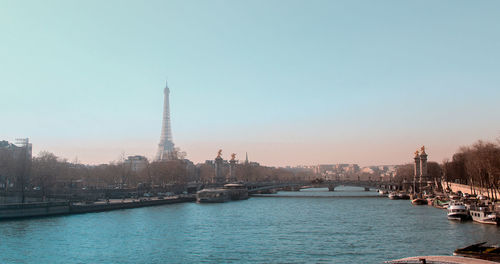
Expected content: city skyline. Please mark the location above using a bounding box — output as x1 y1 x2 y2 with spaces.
1 1 500 166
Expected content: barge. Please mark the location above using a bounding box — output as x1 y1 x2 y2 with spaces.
196 183 249 203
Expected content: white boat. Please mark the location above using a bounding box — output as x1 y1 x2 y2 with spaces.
470 206 499 225
398 193 410 200
388 192 400 200
447 201 468 221
378 189 388 196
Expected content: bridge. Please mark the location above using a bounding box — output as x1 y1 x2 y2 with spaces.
245 180 400 194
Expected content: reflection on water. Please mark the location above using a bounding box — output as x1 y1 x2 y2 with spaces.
1 186 499 264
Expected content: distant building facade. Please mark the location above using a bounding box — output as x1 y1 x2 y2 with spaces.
0 139 32 161
124 155 148 172
312 163 360 180
0 139 32 190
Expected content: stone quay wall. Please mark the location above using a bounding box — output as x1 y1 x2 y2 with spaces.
0 201 70 219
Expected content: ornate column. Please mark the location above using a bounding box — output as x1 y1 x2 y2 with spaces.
228 153 237 183
414 150 420 194
420 146 428 186
214 150 225 184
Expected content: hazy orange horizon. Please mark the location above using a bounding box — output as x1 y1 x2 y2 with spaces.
24 133 499 167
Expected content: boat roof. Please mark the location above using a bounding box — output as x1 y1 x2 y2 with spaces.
224 183 245 187
196 188 228 193
386 256 498 264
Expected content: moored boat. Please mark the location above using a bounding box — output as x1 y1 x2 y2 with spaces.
196 188 231 203
447 201 469 221
454 242 500 262
388 192 400 200
433 198 449 209
387 255 498 264
196 183 249 203
378 189 389 196
470 206 500 225
398 193 410 200
411 198 427 205
387 243 500 263
223 183 249 200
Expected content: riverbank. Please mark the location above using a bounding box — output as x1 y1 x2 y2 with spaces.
0 195 195 220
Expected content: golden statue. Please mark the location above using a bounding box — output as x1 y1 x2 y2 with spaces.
420 145 426 154
217 149 222 158
414 150 419 157
231 153 236 161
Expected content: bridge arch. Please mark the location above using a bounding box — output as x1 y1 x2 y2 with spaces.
247 180 401 194
246 180 400 194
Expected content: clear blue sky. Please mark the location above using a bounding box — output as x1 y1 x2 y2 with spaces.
1 0 499 166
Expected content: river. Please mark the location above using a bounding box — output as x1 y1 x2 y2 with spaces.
1 186 499 263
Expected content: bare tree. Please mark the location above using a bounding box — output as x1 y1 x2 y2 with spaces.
31 151 59 199
443 140 500 199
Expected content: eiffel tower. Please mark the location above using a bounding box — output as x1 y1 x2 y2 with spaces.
155 81 175 161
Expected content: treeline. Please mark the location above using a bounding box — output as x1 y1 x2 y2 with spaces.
28 152 194 194
1 150 305 196
443 140 500 199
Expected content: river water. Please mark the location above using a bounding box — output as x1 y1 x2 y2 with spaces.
1 186 499 263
